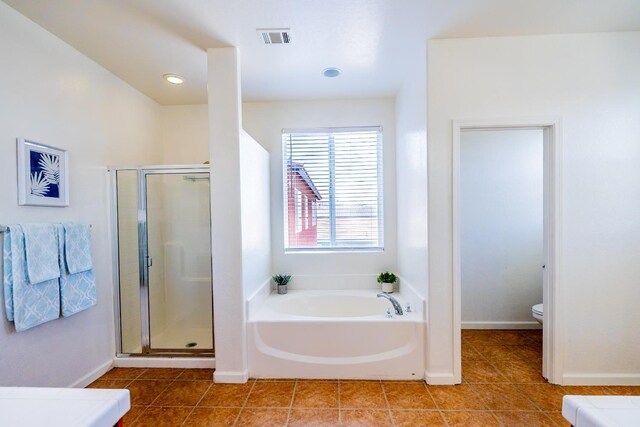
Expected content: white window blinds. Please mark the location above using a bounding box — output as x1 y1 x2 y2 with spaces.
283 127 384 251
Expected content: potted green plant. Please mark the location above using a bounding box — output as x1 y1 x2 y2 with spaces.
377 271 397 293
273 274 292 295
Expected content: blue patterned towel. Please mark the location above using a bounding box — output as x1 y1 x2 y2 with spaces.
63 223 93 273
3 226 60 331
3 226 15 321
58 225 97 316
22 223 61 285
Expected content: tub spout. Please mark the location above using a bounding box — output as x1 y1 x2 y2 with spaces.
377 293 403 316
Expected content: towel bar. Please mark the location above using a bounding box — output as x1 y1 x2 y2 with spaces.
0 224 92 233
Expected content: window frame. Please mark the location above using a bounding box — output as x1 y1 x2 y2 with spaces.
282 126 384 253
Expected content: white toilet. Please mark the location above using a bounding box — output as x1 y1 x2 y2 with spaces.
532 303 543 324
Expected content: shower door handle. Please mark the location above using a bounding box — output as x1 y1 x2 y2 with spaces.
146 256 153 268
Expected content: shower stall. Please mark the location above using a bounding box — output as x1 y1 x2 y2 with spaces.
110 165 214 357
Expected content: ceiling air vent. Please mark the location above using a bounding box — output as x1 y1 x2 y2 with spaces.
257 28 291 45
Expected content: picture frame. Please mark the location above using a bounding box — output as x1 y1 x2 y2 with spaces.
17 138 69 207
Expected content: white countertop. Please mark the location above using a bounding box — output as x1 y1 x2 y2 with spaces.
563 395 640 427
0 387 130 427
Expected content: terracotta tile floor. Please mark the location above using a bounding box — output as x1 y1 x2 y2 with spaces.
88 330 633 426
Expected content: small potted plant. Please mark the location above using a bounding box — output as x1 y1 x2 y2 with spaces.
273 274 292 295
377 271 397 293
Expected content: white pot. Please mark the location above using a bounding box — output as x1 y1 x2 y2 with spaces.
381 282 394 293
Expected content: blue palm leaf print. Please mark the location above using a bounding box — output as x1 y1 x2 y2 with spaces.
30 171 49 196
38 153 60 185
29 151 60 198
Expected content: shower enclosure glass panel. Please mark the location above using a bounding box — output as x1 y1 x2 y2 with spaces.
115 170 142 354
112 166 213 356
145 172 213 351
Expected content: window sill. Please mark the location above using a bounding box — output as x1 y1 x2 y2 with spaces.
284 247 385 254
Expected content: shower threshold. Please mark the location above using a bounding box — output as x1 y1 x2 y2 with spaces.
114 355 215 369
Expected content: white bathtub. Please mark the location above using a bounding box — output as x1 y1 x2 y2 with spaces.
247 290 425 380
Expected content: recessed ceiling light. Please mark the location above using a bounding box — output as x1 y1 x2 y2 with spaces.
323 67 341 78
163 74 185 85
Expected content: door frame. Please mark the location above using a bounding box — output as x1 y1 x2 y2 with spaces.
109 164 214 357
451 118 563 384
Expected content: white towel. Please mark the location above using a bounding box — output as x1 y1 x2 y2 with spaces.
3 227 15 322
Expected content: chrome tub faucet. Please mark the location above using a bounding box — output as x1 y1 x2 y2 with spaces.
377 293 403 316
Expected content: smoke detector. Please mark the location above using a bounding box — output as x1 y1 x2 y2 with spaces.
257 28 292 45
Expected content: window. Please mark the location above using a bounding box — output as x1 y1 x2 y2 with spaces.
283 127 383 251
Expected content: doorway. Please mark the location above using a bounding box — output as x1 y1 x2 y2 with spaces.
452 119 561 384
110 165 214 357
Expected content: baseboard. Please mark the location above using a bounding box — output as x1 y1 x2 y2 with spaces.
114 357 215 369
562 373 640 386
425 371 457 385
67 359 114 388
462 321 542 330
214 370 249 383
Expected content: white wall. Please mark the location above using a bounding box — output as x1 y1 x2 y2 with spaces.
240 131 271 299
0 2 160 386
427 32 640 384
207 47 248 382
460 129 543 328
159 105 209 165
395 55 428 298
243 99 397 289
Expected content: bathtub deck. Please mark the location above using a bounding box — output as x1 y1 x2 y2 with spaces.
87 330 635 426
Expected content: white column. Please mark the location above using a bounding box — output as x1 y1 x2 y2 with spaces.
207 47 248 383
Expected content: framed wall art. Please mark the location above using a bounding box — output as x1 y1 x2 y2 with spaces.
17 138 69 207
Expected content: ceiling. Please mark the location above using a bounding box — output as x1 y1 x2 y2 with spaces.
5 0 640 105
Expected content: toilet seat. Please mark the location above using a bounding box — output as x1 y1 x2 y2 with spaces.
532 304 543 315
532 303 543 324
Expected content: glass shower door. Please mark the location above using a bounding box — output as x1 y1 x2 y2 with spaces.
143 170 213 352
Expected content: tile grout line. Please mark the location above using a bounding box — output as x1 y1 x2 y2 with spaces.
234 379 257 426
94 368 147 424
337 379 342 425
465 332 551 415
487 409 502 425
465 371 495 414
118 377 139 423
122 369 184 423
135 368 148 379
99 367 147 384
145 370 185 407
422 381 450 427
467 337 546 386
465 339 513 385
379 380 394 427
284 380 297 426
178 379 215 427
